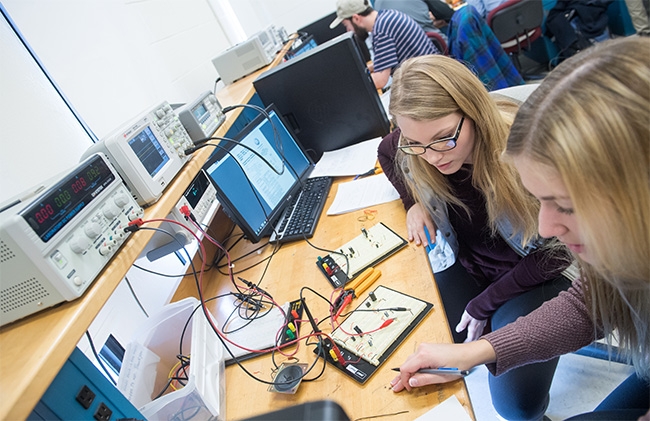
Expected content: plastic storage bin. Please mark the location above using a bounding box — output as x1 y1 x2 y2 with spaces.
118 297 225 420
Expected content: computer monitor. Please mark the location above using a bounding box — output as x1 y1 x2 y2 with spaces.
297 11 371 63
297 11 345 46
284 35 318 61
202 105 313 243
252 32 390 162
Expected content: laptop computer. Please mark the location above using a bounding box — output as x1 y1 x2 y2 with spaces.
203 104 331 244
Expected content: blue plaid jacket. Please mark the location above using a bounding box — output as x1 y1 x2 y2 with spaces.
447 5 524 90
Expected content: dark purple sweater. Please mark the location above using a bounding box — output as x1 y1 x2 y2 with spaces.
378 130 568 319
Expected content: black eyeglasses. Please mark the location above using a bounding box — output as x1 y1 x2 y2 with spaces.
398 116 465 155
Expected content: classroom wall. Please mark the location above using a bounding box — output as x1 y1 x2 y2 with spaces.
1 0 337 202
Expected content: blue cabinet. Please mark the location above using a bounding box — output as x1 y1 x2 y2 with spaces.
29 348 142 420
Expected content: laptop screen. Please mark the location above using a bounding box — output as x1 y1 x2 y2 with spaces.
203 105 312 243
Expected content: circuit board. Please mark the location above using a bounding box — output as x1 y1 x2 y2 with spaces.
329 222 407 280
316 285 432 384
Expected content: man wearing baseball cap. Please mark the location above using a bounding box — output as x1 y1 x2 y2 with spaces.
330 0 439 89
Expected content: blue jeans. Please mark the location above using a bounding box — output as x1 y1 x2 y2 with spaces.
434 261 572 420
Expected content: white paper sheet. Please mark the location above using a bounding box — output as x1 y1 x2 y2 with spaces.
326 173 400 215
309 137 383 178
414 395 472 421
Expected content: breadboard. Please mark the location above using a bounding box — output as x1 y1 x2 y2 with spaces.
331 286 428 366
316 285 432 384
330 222 407 280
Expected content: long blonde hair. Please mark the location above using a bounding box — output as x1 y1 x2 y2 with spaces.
389 54 539 244
506 37 650 379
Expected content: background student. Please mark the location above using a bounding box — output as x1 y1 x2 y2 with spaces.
330 0 439 89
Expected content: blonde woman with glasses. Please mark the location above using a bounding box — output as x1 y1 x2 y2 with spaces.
391 37 650 421
377 53 576 420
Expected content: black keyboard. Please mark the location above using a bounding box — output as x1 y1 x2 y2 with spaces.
270 176 332 243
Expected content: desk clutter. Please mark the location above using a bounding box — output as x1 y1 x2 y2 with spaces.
3 22 470 420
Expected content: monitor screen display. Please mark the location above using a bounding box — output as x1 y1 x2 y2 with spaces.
253 32 390 162
128 126 170 177
285 35 318 61
203 106 312 242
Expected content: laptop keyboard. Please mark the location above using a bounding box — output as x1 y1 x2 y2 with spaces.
270 176 332 243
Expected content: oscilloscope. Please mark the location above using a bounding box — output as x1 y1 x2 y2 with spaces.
176 91 226 142
81 101 194 206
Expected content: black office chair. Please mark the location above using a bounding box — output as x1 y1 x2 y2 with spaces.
487 0 546 79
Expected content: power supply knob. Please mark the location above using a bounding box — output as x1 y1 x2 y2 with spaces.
84 222 102 239
103 203 121 219
114 194 129 208
69 235 90 254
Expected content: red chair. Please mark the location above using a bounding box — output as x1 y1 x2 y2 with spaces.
426 31 448 55
487 0 545 77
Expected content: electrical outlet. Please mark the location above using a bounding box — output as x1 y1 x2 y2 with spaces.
94 402 112 421
75 385 95 409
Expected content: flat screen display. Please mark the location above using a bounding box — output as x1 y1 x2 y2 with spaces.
192 104 209 123
128 126 170 177
21 154 115 242
184 170 210 209
203 106 311 242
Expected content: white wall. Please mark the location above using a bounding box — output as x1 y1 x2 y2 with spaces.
0 12 95 203
230 0 337 36
2 0 232 140
3 0 338 140
1 0 338 203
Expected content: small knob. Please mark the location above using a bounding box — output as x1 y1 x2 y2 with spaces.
114 194 129 208
73 276 83 286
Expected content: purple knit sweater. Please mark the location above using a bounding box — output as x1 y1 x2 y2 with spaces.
482 280 598 375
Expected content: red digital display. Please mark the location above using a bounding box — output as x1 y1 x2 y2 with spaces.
21 155 116 242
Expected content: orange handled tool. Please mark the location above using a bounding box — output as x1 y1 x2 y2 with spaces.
354 269 381 297
346 267 375 291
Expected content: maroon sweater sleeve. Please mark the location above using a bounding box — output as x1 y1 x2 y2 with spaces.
377 128 416 210
465 248 571 319
482 279 599 376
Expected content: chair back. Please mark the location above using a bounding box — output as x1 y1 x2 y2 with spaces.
487 0 543 53
426 31 448 55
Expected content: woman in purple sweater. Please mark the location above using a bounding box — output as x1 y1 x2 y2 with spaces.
391 37 650 420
